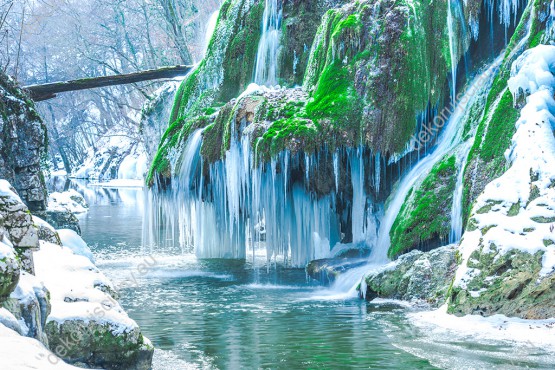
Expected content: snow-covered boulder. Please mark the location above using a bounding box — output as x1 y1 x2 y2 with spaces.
0 179 38 275
33 215 63 246
33 207 81 235
48 189 88 214
4 271 51 345
0 180 40 251
35 241 153 369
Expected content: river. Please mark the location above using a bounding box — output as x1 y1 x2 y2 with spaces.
61 180 552 369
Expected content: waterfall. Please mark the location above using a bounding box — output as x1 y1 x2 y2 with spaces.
203 9 220 57
447 0 469 102
449 143 471 244
254 0 282 86
371 55 503 264
143 120 383 266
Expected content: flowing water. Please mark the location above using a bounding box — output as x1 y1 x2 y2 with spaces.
69 181 555 369
254 0 282 86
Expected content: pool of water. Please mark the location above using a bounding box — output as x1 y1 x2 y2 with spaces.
69 180 554 369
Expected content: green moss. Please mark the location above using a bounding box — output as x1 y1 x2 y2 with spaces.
305 60 363 130
389 155 457 259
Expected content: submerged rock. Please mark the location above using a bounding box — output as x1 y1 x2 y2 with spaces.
307 258 368 284
359 245 457 307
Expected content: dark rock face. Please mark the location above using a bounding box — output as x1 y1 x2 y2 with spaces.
33 210 81 235
0 74 48 212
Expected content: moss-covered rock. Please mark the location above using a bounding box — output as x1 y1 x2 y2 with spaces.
448 247 555 319
45 319 153 370
359 245 457 307
462 0 548 226
389 155 457 258
148 0 265 186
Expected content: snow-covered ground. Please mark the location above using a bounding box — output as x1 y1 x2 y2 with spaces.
0 324 84 369
409 305 555 349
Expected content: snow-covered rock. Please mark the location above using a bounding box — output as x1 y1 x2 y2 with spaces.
449 45 555 319
33 215 62 246
48 189 88 214
4 271 51 345
359 245 457 307
0 180 39 273
34 241 153 369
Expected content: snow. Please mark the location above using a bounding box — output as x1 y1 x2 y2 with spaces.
0 179 22 203
48 189 88 214
58 229 95 263
0 324 84 369
0 308 23 335
409 305 555 349
33 241 138 336
455 45 555 286
9 271 45 306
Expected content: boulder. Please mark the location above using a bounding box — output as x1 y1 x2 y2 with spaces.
0 179 40 273
359 245 457 307
4 271 51 345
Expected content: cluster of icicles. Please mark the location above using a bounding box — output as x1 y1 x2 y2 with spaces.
143 123 383 267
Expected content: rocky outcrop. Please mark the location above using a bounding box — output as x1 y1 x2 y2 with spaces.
1 179 153 369
0 74 48 212
0 241 20 304
0 180 40 273
359 245 457 307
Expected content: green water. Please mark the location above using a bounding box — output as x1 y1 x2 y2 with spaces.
72 182 554 369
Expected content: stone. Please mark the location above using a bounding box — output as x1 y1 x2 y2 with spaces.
0 180 40 273
4 271 51 346
45 319 154 370
0 74 48 212
359 245 458 307
0 241 21 304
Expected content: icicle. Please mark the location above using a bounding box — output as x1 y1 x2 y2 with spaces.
333 151 340 194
